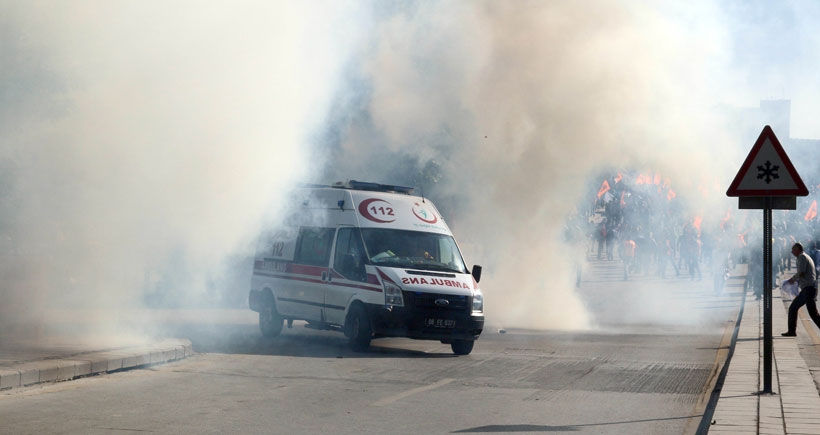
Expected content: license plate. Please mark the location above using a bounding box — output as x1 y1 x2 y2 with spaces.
424 318 456 328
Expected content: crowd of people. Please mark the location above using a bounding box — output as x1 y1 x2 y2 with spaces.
564 170 820 295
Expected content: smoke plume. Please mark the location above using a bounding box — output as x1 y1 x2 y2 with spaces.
322 1 750 329
3 1 819 339
0 1 360 337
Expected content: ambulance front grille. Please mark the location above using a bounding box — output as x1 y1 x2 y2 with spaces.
408 292 468 311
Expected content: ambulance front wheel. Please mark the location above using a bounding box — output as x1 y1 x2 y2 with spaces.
451 339 474 355
347 304 372 352
259 299 284 338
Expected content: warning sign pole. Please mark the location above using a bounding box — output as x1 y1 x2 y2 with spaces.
727 125 808 394
763 198 772 393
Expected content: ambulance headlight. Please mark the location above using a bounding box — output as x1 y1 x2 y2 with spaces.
384 282 404 307
472 291 483 313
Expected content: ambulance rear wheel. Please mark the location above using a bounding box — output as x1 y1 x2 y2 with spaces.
451 339 474 355
259 301 284 338
348 305 372 352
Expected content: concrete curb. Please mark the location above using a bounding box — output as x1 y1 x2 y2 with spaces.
0 338 192 390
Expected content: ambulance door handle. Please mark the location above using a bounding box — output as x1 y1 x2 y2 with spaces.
322 271 329 282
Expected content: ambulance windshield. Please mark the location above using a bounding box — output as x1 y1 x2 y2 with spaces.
360 228 468 274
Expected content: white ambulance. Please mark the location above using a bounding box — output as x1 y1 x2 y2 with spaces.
248 180 484 355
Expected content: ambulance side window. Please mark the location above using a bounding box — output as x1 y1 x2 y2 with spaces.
333 227 367 282
294 227 335 266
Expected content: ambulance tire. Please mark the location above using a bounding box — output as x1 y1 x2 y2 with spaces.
259 296 284 338
451 339 474 355
347 304 372 352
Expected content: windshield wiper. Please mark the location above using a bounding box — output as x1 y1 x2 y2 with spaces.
371 257 402 265
411 263 465 273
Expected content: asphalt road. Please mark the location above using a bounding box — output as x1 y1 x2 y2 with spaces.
0 256 742 435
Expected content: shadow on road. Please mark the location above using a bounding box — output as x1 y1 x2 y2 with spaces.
161 321 458 359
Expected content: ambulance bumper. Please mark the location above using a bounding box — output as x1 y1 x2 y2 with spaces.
367 304 484 341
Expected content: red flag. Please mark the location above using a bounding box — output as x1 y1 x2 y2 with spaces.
667 189 676 201
597 180 611 198
720 209 731 229
805 200 817 221
693 215 702 233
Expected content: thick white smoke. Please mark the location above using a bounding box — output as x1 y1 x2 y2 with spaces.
3 1 819 339
0 1 362 337
325 1 766 329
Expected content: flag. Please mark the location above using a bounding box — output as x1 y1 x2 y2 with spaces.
805 200 817 221
597 180 610 198
636 174 650 185
720 209 731 229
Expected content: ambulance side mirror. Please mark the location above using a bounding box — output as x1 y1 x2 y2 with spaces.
471 265 482 283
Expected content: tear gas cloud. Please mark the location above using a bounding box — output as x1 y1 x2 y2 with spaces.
324 2 760 328
3 1 820 339
321 1 820 330
0 1 363 338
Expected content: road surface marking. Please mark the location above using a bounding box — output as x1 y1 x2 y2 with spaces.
371 378 454 407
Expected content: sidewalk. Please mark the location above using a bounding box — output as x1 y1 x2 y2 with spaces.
709 286 820 434
0 309 259 392
0 334 192 390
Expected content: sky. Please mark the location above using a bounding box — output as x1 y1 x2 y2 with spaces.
720 0 820 137
2 0 820 337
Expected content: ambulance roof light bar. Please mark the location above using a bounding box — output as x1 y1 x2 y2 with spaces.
332 180 415 195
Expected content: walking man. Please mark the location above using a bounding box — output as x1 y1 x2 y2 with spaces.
782 243 820 337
